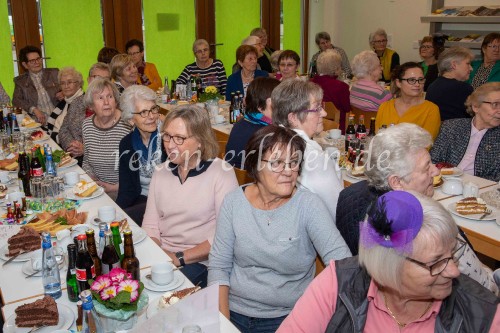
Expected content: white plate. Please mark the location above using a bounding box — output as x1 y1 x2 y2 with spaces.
21 260 66 277
0 245 41 262
143 271 185 292
57 158 78 169
32 134 49 143
346 169 367 180
3 303 75 333
0 175 16 185
20 123 42 131
89 213 125 226
66 186 104 201
447 202 498 222
441 167 463 178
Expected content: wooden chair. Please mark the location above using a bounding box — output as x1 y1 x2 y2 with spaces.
217 141 227 159
324 101 340 123
322 118 339 131
315 256 326 277
234 167 253 185
348 106 376 131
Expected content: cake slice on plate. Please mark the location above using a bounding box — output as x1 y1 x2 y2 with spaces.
15 295 59 327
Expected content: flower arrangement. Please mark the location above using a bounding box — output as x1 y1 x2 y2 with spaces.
89 268 144 311
198 85 223 102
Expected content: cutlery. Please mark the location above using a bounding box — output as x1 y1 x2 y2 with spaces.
2 251 26 266
25 269 41 278
479 208 493 220
27 325 47 333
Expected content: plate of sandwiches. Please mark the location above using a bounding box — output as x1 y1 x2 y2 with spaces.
19 116 42 131
65 180 104 201
448 197 498 222
0 156 19 173
436 162 463 178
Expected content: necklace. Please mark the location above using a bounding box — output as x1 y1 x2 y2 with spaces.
383 293 433 328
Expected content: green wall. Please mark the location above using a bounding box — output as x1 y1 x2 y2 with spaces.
0 0 14 97
40 0 102 89
282 0 302 66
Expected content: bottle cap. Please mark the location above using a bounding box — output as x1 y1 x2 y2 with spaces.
76 234 87 241
85 229 95 235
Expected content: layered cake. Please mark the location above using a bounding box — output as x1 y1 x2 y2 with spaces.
15 295 59 327
436 162 454 175
7 226 41 256
158 286 201 308
456 197 487 215
74 180 98 197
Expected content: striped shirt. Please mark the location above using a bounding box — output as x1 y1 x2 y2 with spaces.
350 79 392 112
176 59 227 94
82 116 132 184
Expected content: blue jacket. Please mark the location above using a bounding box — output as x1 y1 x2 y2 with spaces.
225 69 268 101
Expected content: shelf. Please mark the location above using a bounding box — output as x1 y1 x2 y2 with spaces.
444 40 482 49
421 15 500 23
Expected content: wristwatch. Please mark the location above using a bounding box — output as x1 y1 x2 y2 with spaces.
175 251 185 267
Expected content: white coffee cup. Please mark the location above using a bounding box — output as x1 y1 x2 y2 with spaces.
31 247 64 270
463 182 479 198
151 262 174 285
98 206 116 223
442 178 463 195
214 115 225 124
328 129 342 139
0 171 10 183
31 257 42 271
64 171 79 186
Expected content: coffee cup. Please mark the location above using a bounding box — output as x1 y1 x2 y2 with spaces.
214 115 225 124
98 206 116 223
64 171 79 186
328 129 342 139
151 262 174 285
463 182 479 198
442 178 463 195
0 171 10 183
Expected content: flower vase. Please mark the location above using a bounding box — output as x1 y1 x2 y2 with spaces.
205 100 220 119
93 292 149 332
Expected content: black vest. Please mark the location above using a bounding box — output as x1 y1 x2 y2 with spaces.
325 257 498 333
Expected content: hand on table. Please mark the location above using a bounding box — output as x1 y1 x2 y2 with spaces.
67 140 84 157
33 108 47 125
95 180 118 193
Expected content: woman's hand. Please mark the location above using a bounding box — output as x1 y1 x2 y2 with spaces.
96 180 118 193
33 108 47 125
55 91 65 101
67 140 84 157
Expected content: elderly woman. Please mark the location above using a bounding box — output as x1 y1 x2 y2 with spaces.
82 78 132 199
431 82 500 182
278 50 301 81
270 50 283 77
278 191 500 332
125 39 162 91
309 31 352 78
110 54 138 94
376 62 440 140
176 39 227 95
468 33 500 89
0 82 9 104
59 63 110 161
336 123 498 292
46 67 84 142
250 27 274 73
226 45 268 100
225 77 280 169
142 105 238 287
209 125 350 332
369 28 400 83
272 79 342 219
426 46 474 121
350 50 392 112
116 85 166 226
231 36 266 74
419 36 445 91
311 49 350 131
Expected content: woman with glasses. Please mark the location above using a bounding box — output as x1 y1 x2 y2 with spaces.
176 39 228 95
278 191 499 333
125 39 162 91
82 78 132 200
376 62 440 140
142 105 238 287
468 33 500 89
46 67 84 142
431 82 500 182
369 28 400 83
209 125 350 333
272 79 343 220
418 36 445 91
116 86 166 226
426 46 474 121
110 54 139 94
278 50 301 81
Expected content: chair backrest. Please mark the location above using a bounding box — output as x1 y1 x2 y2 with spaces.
217 140 227 159
323 118 339 131
349 106 376 132
324 101 340 123
233 167 253 185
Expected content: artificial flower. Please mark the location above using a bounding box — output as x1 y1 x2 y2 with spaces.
109 267 128 283
91 275 111 292
100 286 117 300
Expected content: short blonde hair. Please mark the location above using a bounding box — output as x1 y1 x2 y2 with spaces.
465 82 500 116
351 50 380 79
110 54 135 81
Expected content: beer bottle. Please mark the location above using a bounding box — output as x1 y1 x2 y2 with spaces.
18 153 31 196
368 117 376 137
230 94 240 124
110 222 123 259
356 115 367 140
190 76 197 100
345 114 356 151
75 235 96 294
6 203 14 224
66 244 79 302
121 229 140 281
85 229 102 277
101 231 120 274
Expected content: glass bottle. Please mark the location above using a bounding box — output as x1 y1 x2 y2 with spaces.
44 147 57 177
42 232 62 299
355 115 367 140
101 231 120 274
80 290 104 333
30 150 43 178
86 229 102 277
6 203 14 224
15 203 23 224
97 222 107 259
75 235 96 294
11 113 20 132
345 114 356 152
18 152 31 196
76 300 83 331
121 229 140 281
66 244 79 302
110 222 123 259
368 117 376 137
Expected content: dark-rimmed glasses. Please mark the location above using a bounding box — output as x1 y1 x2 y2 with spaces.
127 51 142 56
400 77 426 85
482 101 500 110
27 57 42 65
161 132 191 145
304 103 325 114
404 238 466 276
261 159 300 173
133 105 160 118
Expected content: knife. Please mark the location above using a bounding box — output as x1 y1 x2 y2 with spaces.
25 269 41 279
2 251 25 266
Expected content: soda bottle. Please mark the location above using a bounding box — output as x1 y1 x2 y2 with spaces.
86 229 102 277
15 203 23 224
11 113 20 132
110 222 123 259
18 152 31 196
41 232 62 299
368 117 376 137
196 75 203 96
30 148 44 177
101 231 120 274
345 114 356 152
75 235 96 294
6 203 14 224
121 229 140 281
356 115 367 141
80 290 104 333
45 147 57 177
66 244 79 302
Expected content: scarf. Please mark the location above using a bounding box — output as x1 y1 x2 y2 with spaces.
131 123 162 178
243 112 272 126
137 61 152 86
47 88 84 141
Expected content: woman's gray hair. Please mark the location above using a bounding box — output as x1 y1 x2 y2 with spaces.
271 79 323 127
465 82 500 116
369 28 387 44
110 54 134 81
351 50 380 79
359 191 458 290
88 62 110 78
365 123 432 191
315 31 331 45
120 85 157 122
192 39 209 53
270 50 283 72
84 77 120 109
58 67 83 88
242 35 260 46
316 49 342 76
437 46 474 74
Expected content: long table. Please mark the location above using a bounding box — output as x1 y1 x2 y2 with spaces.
0 135 240 332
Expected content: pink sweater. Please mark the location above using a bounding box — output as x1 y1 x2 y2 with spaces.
142 158 238 254
278 260 500 332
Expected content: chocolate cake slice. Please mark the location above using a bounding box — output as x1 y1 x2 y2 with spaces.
7 226 41 256
15 295 59 327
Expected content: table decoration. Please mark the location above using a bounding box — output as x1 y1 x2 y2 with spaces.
198 86 223 103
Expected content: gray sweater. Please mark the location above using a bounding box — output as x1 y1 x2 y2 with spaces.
208 186 351 318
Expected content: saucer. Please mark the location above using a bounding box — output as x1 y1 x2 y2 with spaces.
143 271 185 292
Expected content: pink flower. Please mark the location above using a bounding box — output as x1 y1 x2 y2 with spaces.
118 280 140 302
91 276 111 292
100 286 117 300
109 268 128 283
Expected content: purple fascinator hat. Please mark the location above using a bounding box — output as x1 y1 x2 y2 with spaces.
359 191 423 254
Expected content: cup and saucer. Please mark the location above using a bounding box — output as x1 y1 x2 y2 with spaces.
143 262 185 292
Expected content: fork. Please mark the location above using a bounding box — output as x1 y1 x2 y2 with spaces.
27 325 47 333
479 208 493 220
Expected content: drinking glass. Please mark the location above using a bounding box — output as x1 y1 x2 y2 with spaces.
30 178 43 200
0 133 10 151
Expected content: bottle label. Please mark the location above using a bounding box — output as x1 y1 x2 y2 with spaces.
356 132 367 140
76 265 95 281
346 133 356 142
32 167 43 177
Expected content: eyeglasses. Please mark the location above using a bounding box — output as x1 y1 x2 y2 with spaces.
404 238 466 276
127 51 142 56
420 45 434 49
482 101 500 109
261 159 301 173
90 75 111 80
400 77 426 85
59 81 78 87
303 103 325 114
373 39 387 44
161 132 191 145
27 57 42 65
132 105 160 118
487 44 500 50
195 48 209 55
